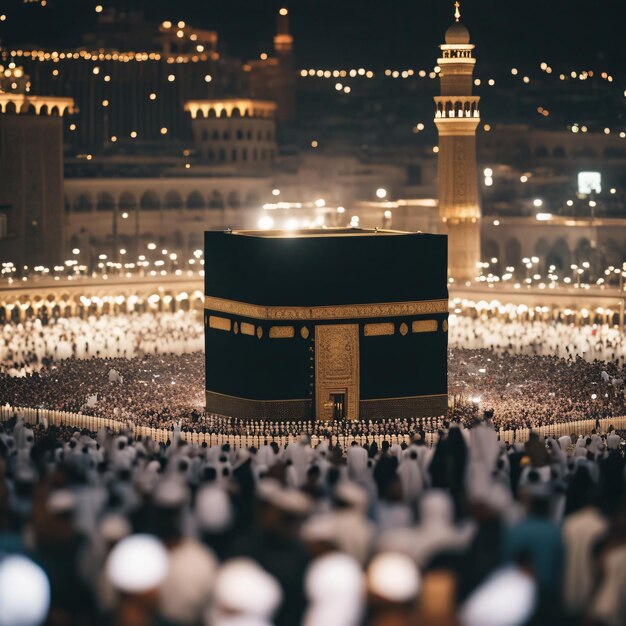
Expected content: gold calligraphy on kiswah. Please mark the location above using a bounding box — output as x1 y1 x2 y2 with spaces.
204 296 448 321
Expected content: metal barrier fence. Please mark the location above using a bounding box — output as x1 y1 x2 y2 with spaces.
2 404 626 449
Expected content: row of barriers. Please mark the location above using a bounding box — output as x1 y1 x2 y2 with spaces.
2 405 626 449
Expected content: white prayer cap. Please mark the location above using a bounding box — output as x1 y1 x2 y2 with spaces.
334 481 368 511
100 513 132 543
305 552 364 606
469 479 511 514
214 558 282 619
303 603 361 626
14 464 38 485
0 555 50 626
459 567 536 626
234 448 251 468
214 617 272 626
153 479 189 508
196 486 233 532
105 534 169 593
258 481 311 516
47 489 75 515
367 552 420 602
420 490 453 524
301 514 338 544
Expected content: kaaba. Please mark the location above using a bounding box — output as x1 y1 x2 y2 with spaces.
204 229 448 422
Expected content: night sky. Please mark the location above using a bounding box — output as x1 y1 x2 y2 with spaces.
1 0 625 71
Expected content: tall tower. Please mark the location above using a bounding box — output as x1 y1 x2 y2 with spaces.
434 2 481 282
273 7 296 123
0 66 74 268
247 7 296 123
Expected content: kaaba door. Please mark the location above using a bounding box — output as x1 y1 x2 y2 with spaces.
315 324 360 421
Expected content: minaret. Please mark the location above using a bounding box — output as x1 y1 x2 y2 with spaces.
434 1 481 282
273 6 296 123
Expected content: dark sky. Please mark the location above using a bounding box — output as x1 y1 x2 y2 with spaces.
2 0 625 71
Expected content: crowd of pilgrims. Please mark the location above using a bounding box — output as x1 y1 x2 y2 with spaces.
1 347 625 436
449 315 626 364
0 313 204 377
3 312 626 377
1 414 626 626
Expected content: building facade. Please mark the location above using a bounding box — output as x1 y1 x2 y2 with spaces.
0 91 74 268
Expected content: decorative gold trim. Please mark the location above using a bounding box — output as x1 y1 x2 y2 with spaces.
205 295 448 321
240 322 255 336
209 315 232 332
256 326 263 339
233 321 239 335
364 322 395 337
300 326 310 339
442 320 449 332
269 326 295 339
399 322 409 336
412 319 438 333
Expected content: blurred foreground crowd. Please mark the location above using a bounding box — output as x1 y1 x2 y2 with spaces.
1 415 626 626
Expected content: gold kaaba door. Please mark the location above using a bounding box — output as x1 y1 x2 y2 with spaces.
315 324 360 421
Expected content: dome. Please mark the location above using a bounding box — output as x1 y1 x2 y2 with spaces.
445 22 470 45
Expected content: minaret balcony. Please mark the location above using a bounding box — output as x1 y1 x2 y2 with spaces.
434 95 480 119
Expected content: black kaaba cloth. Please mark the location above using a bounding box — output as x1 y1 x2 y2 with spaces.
204 228 448 422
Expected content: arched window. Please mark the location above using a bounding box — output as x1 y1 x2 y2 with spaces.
97 192 115 212
208 191 225 209
245 193 260 208
74 193 93 213
119 192 137 212
504 238 522 268
140 191 161 210
546 239 571 272
227 191 241 209
187 191 206 210
164 191 183 210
